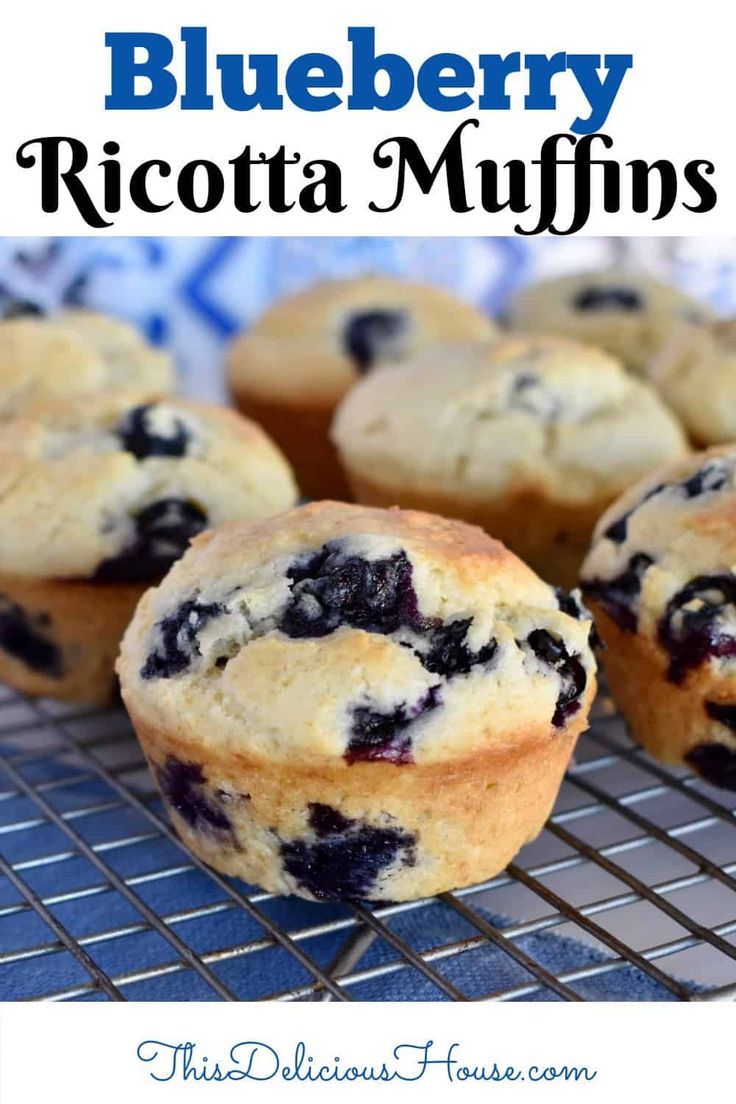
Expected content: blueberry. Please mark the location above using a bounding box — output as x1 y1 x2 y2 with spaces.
603 486 664 544
346 686 441 765
280 544 419 638
555 587 586 620
156 756 232 833
507 372 561 420
0 596 63 677
508 373 541 411
555 587 599 648
95 499 208 583
281 543 498 680
343 310 408 373
603 513 631 546
116 404 190 460
280 804 416 900
308 803 353 837
658 575 736 684
604 461 730 545
705 701 736 732
512 373 539 392
581 553 654 632
573 286 643 312
525 628 587 728
684 743 736 792
680 460 731 499
1 297 44 319
140 597 224 679
420 619 498 677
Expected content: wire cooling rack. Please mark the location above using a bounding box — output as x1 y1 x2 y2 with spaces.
0 680 735 1003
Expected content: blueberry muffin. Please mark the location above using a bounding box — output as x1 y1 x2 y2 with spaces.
580 446 736 790
507 269 712 374
647 318 736 446
0 395 298 704
332 336 689 588
227 276 497 499
117 501 596 902
0 310 174 418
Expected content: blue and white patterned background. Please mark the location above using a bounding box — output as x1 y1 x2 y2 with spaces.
1 236 735 401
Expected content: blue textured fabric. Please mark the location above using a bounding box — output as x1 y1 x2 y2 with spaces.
0 882 692 1002
0 764 698 1002
0 236 733 404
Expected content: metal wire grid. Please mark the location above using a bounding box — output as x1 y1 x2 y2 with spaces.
0 680 735 1002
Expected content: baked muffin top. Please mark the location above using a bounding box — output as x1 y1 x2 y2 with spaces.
118 501 596 768
581 446 736 684
227 275 497 405
332 336 689 504
0 394 298 580
507 269 712 373
0 310 174 418
648 317 736 445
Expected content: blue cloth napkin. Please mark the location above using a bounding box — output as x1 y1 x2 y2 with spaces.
0 885 693 1001
3 236 735 406
0 767 698 1001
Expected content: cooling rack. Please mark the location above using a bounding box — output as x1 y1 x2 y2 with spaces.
0 680 735 1002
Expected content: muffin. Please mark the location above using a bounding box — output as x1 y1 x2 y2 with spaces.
580 446 736 791
227 276 497 499
0 309 174 418
507 269 712 373
331 336 689 588
117 501 596 903
647 318 736 446
0 394 298 704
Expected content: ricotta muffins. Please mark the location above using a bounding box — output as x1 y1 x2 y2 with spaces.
507 269 712 374
0 394 298 703
647 318 736 446
117 501 596 902
580 446 736 791
332 336 689 588
0 310 174 417
227 276 497 499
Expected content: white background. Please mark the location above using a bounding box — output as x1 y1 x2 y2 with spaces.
0 3 733 1097
0 0 732 234
0 1002 730 1100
